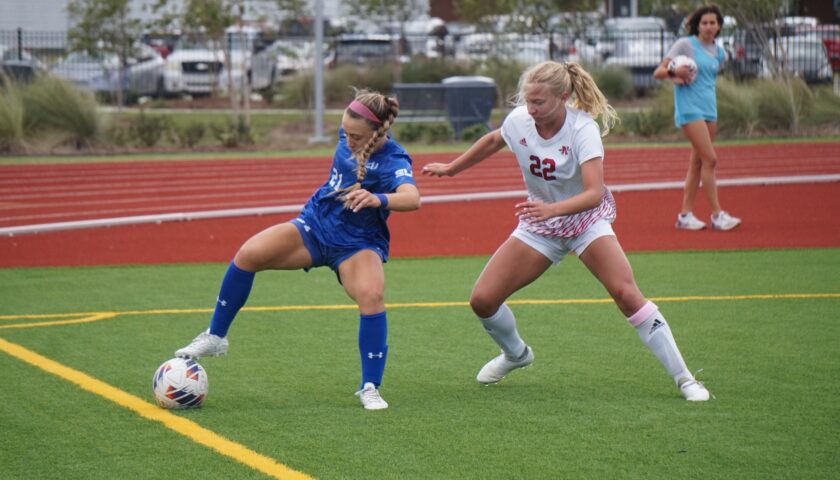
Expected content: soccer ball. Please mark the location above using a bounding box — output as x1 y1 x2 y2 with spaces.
152 357 209 409
668 55 698 85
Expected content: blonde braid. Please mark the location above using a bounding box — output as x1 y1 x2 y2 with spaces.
338 90 400 208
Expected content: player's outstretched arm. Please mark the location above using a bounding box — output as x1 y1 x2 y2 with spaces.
422 129 506 177
342 183 421 213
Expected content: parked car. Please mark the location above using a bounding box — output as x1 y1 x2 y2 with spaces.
163 37 224 95
265 38 316 81
328 34 403 67
164 27 276 96
759 37 833 84
795 24 840 72
728 19 817 79
598 16 670 60
219 25 276 92
51 43 165 98
599 17 674 90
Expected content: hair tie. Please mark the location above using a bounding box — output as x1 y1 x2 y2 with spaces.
348 100 382 124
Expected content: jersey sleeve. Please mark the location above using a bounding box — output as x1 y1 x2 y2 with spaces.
665 37 694 60
499 106 525 151
379 153 416 193
574 119 604 165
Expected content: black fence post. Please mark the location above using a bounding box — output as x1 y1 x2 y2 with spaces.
17 27 23 60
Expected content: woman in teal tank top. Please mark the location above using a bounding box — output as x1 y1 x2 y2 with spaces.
654 4 741 232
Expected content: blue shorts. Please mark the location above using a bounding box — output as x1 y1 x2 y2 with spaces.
676 113 716 128
291 217 386 272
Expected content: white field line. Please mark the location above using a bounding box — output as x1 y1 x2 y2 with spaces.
2 174 838 236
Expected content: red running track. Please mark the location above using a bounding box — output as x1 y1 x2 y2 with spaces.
2 143 838 228
0 143 838 267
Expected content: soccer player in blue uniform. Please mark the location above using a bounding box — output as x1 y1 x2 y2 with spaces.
175 90 421 410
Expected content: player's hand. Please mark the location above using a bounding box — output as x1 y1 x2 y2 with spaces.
422 162 454 177
341 188 380 213
515 200 556 222
674 65 693 81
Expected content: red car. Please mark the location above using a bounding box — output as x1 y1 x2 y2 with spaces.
796 25 840 71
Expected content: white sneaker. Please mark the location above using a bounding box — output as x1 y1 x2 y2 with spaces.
355 382 388 410
675 212 706 230
476 346 534 384
175 329 229 359
678 377 711 401
711 211 741 231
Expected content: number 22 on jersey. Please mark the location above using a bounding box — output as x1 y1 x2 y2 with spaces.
528 155 556 181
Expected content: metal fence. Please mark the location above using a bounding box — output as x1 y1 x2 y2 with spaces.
2 26 837 102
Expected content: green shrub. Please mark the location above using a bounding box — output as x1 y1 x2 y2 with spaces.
130 112 172 147
716 77 758 136
392 122 454 144
616 86 673 137
806 85 840 128
394 122 425 143
0 82 26 152
459 122 489 142
752 77 812 133
171 122 206 148
324 65 395 104
272 74 314 109
591 66 635 101
21 75 100 147
211 117 254 148
401 58 474 83
104 123 132 147
274 66 397 108
423 123 454 142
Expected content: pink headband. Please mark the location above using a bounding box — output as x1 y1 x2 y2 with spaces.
348 100 382 124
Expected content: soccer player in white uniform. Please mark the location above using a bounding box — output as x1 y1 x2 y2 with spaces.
423 61 710 401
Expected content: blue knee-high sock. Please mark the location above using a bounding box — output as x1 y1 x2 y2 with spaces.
359 311 388 388
208 261 255 337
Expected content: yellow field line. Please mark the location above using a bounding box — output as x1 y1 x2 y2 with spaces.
0 293 837 328
0 336 312 480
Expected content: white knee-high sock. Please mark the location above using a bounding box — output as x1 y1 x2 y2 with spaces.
479 303 527 358
628 301 692 385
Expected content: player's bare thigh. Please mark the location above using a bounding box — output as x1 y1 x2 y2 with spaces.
234 223 312 271
577 235 645 316
338 249 386 315
471 236 552 317
681 120 717 164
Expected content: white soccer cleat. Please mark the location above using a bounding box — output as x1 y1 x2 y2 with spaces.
675 212 706 230
678 377 711 401
175 329 229 359
711 211 741 231
476 346 534 384
355 382 389 410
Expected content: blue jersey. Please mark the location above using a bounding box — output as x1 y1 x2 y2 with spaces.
297 129 416 256
673 36 725 127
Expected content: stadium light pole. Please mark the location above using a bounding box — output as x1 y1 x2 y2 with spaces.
309 0 330 144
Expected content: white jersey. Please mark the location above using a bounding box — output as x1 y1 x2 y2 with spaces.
500 105 616 238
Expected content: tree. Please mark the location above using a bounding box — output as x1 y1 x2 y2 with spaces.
66 0 144 110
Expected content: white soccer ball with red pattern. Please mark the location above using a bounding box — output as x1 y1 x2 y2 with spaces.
152 357 209 409
668 55 698 85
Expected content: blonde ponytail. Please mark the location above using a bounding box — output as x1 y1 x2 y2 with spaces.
514 61 618 136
